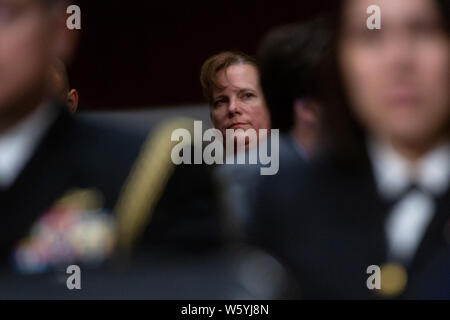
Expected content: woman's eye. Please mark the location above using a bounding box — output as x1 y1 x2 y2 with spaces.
213 99 226 108
242 92 255 100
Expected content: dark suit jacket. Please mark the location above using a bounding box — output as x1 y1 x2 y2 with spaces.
249 148 450 299
0 106 146 264
0 104 222 267
0 104 235 299
216 133 308 243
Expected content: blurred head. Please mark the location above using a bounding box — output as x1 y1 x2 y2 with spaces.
335 0 450 159
258 18 332 156
200 51 271 144
0 0 76 131
49 60 79 112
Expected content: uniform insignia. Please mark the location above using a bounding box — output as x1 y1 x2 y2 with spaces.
12 188 116 274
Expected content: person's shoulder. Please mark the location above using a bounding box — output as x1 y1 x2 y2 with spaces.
46 111 150 189
72 113 148 151
58 112 147 169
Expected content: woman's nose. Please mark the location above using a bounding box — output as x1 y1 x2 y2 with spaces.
228 98 242 114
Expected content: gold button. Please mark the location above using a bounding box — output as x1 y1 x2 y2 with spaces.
378 263 408 298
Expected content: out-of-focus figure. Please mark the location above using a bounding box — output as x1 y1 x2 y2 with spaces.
244 17 332 271
258 18 331 161
0 0 287 299
0 0 76 134
250 0 450 299
49 60 79 112
0 0 146 274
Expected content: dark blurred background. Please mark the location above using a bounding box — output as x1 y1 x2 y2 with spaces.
69 0 335 111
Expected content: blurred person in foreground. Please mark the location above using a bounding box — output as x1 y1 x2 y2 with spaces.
49 60 79 112
0 0 146 276
0 0 222 299
0 0 286 299
258 18 331 163
250 0 450 299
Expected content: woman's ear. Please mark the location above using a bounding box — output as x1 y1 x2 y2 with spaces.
67 89 79 113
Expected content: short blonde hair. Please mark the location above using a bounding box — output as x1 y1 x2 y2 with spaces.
200 51 257 106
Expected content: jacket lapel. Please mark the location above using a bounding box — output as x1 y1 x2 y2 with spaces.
0 107 77 258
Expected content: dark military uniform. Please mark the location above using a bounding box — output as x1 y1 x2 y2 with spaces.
0 103 233 299
249 149 450 299
0 105 145 264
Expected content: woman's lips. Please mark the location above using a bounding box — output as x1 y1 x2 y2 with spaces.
385 89 420 108
227 123 249 130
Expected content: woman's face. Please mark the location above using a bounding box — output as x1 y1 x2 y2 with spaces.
339 0 450 149
210 63 271 141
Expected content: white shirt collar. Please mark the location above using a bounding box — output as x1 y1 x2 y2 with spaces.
368 138 450 199
0 103 58 189
369 138 450 264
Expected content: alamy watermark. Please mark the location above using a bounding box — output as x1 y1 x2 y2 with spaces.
171 121 280 176
366 265 381 290
64 4 380 31
66 5 81 30
66 265 81 290
367 5 381 30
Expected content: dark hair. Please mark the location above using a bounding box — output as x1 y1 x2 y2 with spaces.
258 18 332 132
200 51 258 106
437 0 450 32
323 0 450 163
